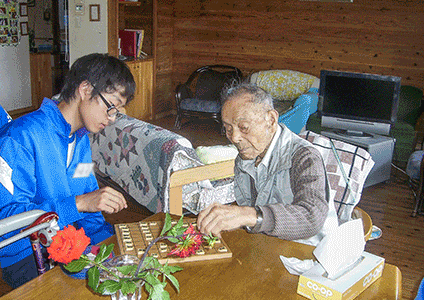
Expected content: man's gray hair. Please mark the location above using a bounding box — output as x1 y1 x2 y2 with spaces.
221 82 274 111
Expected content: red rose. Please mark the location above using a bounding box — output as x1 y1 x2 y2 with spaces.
47 225 91 265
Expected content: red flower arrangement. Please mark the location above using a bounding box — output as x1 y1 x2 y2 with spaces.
45 213 218 300
168 224 203 258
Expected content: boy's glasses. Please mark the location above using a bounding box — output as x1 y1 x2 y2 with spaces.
93 85 122 120
98 92 120 118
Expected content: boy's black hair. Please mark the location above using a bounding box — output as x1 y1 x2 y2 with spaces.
59 53 136 103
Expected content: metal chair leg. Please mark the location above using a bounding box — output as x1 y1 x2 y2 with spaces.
412 194 420 217
174 114 182 129
412 154 424 217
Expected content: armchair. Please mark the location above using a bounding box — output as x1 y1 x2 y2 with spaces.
406 130 424 216
249 70 320 134
391 85 423 162
174 65 243 133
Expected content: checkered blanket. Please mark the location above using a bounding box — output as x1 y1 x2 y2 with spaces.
299 131 375 223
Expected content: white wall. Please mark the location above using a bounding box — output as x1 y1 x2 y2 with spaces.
0 2 31 112
68 0 108 66
0 0 109 112
28 0 53 49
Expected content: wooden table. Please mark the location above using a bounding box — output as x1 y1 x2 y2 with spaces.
0 213 402 299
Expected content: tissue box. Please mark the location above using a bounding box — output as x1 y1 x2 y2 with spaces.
297 252 385 300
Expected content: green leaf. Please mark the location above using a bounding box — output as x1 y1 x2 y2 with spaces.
63 258 90 272
176 215 184 227
160 213 172 236
145 278 152 294
98 280 121 295
173 227 187 237
167 217 181 235
94 244 107 263
167 237 179 243
120 280 137 295
204 233 219 247
141 256 154 270
95 244 114 264
150 290 171 300
160 290 171 300
152 257 163 269
142 256 162 273
164 274 180 293
168 215 185 237
146 276 167 300
105 244 115 258
164 265 183 274
116 265 137 276
144 273 161 286
87 266 100 291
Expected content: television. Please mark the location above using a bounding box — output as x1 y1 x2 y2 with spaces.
319 70 401 137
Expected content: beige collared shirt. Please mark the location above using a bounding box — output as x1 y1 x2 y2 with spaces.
240 125 281 193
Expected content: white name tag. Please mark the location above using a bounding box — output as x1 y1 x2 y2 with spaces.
73 163 94 178
0 156 14 195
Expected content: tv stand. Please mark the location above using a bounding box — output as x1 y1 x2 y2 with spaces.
332 129 373 138
322 130 395 188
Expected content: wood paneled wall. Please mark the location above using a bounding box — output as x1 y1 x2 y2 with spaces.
155 0 175 117
154 0 424 115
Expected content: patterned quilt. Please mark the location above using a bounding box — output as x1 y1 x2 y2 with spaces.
90 115 203 213
299 131 375 224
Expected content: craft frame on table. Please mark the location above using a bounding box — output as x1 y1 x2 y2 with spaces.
169 159 235 216
114 217 232 264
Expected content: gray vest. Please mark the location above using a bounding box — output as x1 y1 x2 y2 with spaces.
234 124 338 245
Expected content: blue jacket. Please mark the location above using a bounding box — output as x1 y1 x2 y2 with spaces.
0 98 113 267
0 104 12 128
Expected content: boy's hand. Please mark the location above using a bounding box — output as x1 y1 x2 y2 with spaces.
76 186 127 214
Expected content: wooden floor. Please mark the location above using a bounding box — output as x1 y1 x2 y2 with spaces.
1 115 423 299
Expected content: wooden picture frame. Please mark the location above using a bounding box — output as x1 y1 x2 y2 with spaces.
20 21 28 35
89 4 100 22
27 0 35 7
20 3 28 17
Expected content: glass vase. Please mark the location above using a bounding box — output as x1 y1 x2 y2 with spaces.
61 245 113 279
100 254 143 300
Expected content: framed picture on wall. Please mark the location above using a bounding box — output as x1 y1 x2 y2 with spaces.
20 3 28 17
27 0 35 7
20 21 28 35
89 4 100 22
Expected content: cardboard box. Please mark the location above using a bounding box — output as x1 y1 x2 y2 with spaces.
297 252 385 300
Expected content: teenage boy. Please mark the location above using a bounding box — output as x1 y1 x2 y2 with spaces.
0 53 136 288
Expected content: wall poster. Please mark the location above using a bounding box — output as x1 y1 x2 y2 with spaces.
0 0 20 46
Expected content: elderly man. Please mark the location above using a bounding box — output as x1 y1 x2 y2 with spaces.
197 83 337 246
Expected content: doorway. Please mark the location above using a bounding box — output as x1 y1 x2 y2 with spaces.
28 0 69 96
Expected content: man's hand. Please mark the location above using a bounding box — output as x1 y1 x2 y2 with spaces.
197 203 257 237
75 186 128 214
